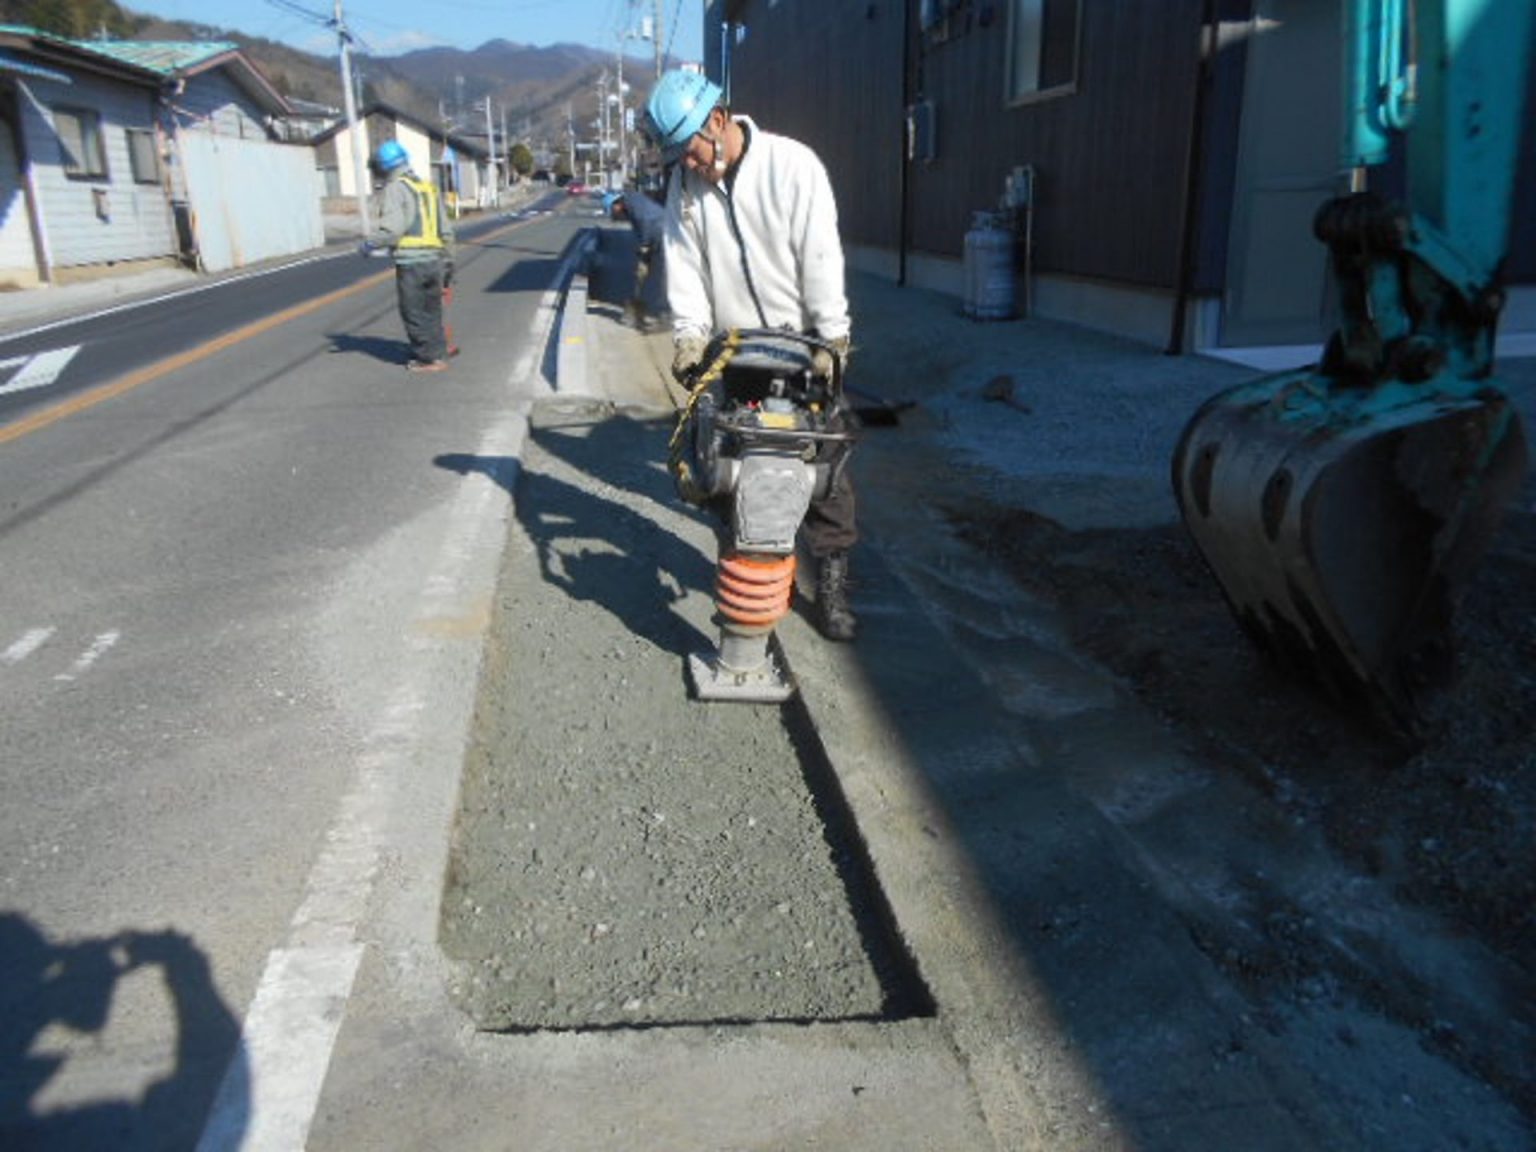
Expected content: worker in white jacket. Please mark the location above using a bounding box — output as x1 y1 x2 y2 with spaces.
643 69 859 642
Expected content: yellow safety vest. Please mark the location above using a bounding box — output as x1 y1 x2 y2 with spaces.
397 175 445 250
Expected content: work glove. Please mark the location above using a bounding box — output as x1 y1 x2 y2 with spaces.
811 334 851 380
357 239 374 257
671 335 709 385
442 262 455 289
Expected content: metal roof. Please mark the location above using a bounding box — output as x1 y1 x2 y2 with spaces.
66 39 239 76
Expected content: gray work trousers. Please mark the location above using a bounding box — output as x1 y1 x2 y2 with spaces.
395 258 447 363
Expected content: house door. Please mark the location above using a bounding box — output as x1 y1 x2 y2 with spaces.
1222 0 1343 347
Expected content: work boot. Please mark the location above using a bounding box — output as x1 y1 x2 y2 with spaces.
815 551 857 642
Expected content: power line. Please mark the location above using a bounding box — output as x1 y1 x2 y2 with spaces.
262 0 330 27
663 0 685 68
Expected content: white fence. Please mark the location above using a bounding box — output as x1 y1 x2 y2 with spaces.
180 133 325 273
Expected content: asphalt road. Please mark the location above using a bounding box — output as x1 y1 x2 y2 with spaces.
0 205 556 428
0 196 587 1150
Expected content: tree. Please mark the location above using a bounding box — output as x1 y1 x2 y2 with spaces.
509 142 534 179
1 0 136 38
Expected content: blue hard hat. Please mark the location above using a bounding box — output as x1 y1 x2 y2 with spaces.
642 70 723 163
374 140 408 172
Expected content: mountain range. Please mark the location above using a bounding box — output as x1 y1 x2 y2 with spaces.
0 0 669 154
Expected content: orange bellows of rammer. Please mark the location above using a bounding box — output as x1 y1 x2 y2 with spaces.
715 552 797 631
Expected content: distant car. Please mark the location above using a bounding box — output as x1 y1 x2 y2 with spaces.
531 169 551 183
555 173 572 187
567 181 587 195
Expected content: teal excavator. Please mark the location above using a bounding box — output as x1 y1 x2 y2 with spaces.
1172 0 1534 731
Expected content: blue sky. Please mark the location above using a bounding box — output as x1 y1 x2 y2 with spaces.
130 0 705 62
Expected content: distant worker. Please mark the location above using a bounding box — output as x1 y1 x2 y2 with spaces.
609 188 670 332
643 70 859 641
363 140 456 373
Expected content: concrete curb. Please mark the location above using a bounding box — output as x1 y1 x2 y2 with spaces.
552 229 600 397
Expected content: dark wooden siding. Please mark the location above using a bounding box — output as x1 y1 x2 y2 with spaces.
907 0 1206 290
718 0 1532 294
725 1 1209 291
720 1 906 252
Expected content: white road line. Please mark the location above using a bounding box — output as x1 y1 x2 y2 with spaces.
53 630 120 681
194 255 552 1152
0 346 82 396
3 627 55 664
0 252 352 344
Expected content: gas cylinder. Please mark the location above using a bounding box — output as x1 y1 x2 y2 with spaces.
963 211 1016 320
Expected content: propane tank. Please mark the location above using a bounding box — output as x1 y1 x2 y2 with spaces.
962 211 1016 321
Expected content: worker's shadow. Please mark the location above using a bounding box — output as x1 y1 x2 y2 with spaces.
0 911 247 1150
326 332 410 365
436 408 716 658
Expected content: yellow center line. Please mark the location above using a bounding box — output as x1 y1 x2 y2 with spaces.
0 209 543 447
0 269 392 446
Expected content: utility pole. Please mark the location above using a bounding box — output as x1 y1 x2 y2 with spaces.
483 94 496 205
334 0 370 233
500 104 509 185
566 103 576 178
597 71 610 184
653 0 663 77
616 44 627 187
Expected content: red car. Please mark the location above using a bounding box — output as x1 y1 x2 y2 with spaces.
567 181 587 195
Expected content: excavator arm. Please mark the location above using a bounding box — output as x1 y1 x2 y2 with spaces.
1172 0 1534 731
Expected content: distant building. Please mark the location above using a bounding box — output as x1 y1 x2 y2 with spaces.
274 97 342 144
0 25 323 284
309 101 495 214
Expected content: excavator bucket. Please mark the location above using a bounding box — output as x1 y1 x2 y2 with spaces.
1172 369 1527 730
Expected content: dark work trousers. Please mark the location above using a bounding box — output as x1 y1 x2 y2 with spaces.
395 258 447 363
801 403 858 557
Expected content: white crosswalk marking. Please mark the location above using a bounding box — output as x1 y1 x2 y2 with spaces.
54 630 121 681
3 627 55 665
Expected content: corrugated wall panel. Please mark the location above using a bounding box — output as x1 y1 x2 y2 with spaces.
180 132 324 273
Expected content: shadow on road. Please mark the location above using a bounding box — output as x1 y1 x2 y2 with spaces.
485 258 562 296
326 332 408 365
0 911 246 1151
518 408 717 659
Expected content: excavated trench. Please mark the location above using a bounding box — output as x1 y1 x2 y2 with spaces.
439 397 929 1030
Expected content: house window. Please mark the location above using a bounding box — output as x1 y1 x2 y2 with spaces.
126 128 160 184
53 106 109 180
1007 0 1080 103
